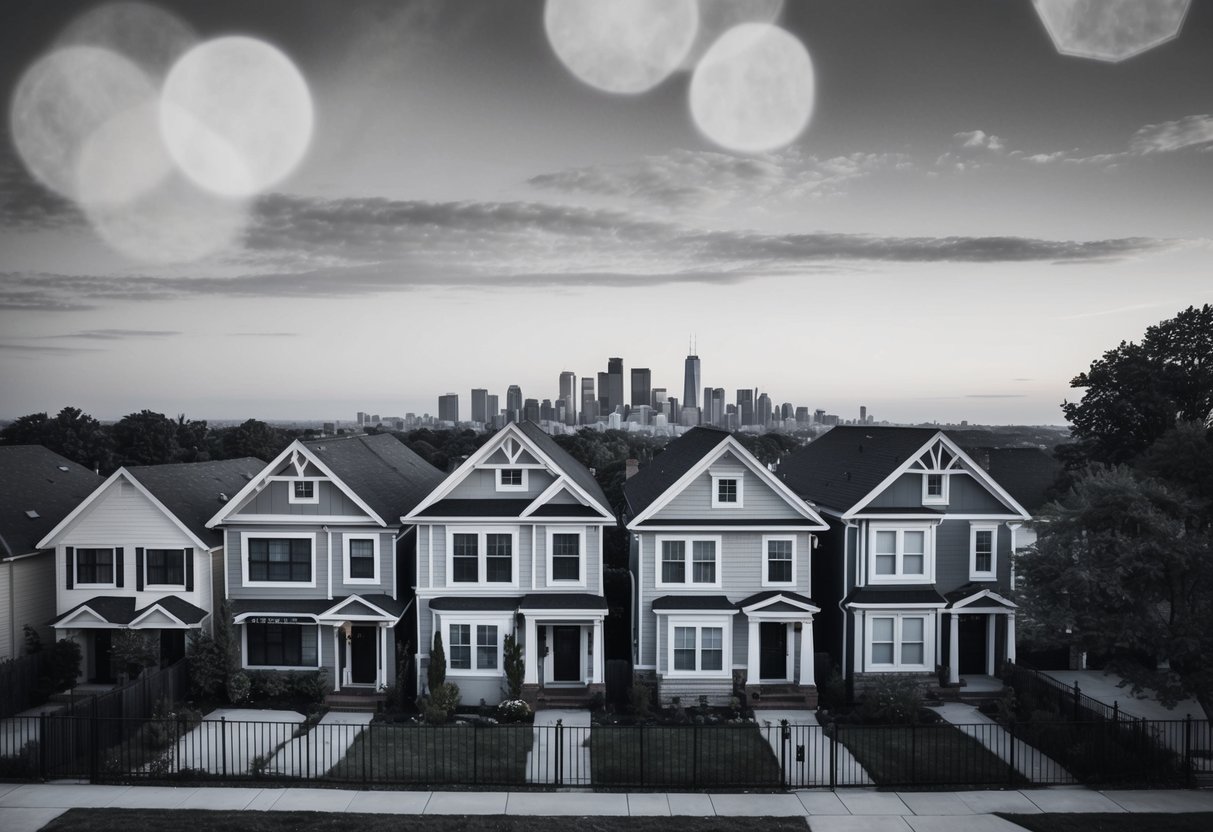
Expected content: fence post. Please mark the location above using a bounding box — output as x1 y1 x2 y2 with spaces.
306 720 312 780
829 724 837 790
220 716 227 778
638 724 645 788
89 696 99 784
176 713 183 775
1184 714 1193 786
555 719 563 787
692 722 700 789
780 719 789 789
1073 682 1081 720
1008 720 1016 785
910 721 916 786
39 713 48 780
1113 701 1119 723
473 723 479 785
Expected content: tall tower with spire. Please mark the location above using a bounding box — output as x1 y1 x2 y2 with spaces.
683 336 701 412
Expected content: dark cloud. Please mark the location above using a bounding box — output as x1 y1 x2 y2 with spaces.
0 343 104 355
48 329 181 340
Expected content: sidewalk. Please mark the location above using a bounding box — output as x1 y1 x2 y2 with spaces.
3 782 1213 832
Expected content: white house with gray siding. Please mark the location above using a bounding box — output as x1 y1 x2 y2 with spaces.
778 427 1032 694
624 427 829 708
404 421 615 707
38 458 259 682
207 435 444 698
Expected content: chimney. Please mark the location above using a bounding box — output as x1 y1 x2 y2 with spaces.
625 458 640 480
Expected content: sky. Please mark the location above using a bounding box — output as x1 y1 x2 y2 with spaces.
1 0 1210 425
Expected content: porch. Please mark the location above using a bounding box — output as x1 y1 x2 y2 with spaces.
943 587 1017 687
739 591 819 709
519 593 607 708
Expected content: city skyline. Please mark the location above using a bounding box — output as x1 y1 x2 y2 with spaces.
1 2 1210 424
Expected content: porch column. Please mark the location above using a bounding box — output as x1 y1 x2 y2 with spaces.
948 612 960 685
799 616 815 686
985 615 996 677
591 619 604 684
785 623 795 681
852 611 863 674
523 615 538 685
379 623 389 690
747 617 760 684
332 627 341 692
1006 613 1017 665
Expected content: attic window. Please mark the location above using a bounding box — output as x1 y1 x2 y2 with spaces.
289 480 319 504
496 468 527 492
25 509 40 519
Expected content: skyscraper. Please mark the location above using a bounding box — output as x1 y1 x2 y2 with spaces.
683 346 700 411
737 388 754 426
487 394 499 420
597 371 609 416
607 357 624 414
559 371 577 425
712 388 726 427
860 405 868 424
581 377 597 425
651 387 667 412
506 385 522 422
438 393 459 422
630 367 651 409
756 393 772 427
523 398 540 422
471 388 488 423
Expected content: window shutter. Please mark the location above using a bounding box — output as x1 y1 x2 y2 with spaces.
136 547 145 591
115 547 125 588
185 548 194 592
65 547 74 590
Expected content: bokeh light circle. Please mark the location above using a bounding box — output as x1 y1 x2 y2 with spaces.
1031 0 1189 63
544 0 699 94
160 36 314 197
55 1 197 77
681 0 784 69
689 23 815 153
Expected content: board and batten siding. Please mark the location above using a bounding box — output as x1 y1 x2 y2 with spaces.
652 455 804 521
868 472 1010 513
443 467 557 501
233 480 365 517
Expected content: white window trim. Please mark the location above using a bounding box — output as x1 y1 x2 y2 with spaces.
761 535 797 588
73 545 118 589
445 526 520 588
655 534 723 589
864 612 933 671
969 523 998 581
711 473 744 508
342 533 381 585
442 615 510 676
665 615 732 678
545 526 586 588
867 523 935 585
495 468 529 492
241 531 317 588
143 547 188 591
241 621 322 671
288 478 320 504
922 472 949 505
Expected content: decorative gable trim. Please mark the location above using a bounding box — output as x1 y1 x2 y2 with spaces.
520 476 591 517
739 593 820 615
128 604 193 629
317 594 400 623
206 440 386 528
948 588 1017 609
626 437 829 530
52 605 114 629
843 432 1031 521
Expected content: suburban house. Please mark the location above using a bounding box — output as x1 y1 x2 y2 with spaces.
777 427 1031 693
37 458 260 682
206 434 445 697
624 427 830 708
404 421 615 707
0 446 100 660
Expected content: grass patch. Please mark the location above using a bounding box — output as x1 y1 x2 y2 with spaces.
589 723 780 788
997 814 1213 832
835 722 1029 787
41 809 810 832
327 722 532 786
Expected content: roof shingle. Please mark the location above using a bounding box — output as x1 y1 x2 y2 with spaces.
128 458 264 547
303 433 446 523
0 446 101 558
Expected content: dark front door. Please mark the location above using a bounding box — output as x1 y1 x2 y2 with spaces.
351 626 377 684
552 626 581 682
92 630 114 683
759 622 787 680
159 629 185 667
958 615 987 675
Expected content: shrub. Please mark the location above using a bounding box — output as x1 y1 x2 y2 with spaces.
227 670 251 704
112 630 158 678
425 681 461 724
818 666 847 710
252 671 287 700
503 632 524 699
628 679 653 718
424 704 449 725
23 624 42 654
37 638 82 699
590 690 606 712
295 669 328 703
428 630 446 693
859 676 923 724
497 698 532 723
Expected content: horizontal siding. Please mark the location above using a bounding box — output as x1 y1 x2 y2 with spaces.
0 558 52 658
329 529 397 597
934 520 1012 594
869 471 1013 513
420 522 605 595
657 676 733 706
225 525 329 599
445 467 556 500
234 480 365 517
654 455 805 521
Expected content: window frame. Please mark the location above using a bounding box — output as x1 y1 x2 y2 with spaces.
74 546 117 588
921 472 949 505
441 615 509 676
864 612 933 671
545 526 586 588
495 468 528 492
866 523 935 585
444 527 519 588
144 547 187 590
761 535 797 587
655 535 723 589
242 621 321 670
241 532 316 588
342 533 380 585
969 523 998 581
710 473 744 508
288 478 320 505
664 615 732 678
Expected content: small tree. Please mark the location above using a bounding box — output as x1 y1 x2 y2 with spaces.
427 630 446 694
112 631 159 679
503 632 524 699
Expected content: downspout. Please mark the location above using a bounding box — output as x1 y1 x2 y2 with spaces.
840 521 857 679
326 526 333 600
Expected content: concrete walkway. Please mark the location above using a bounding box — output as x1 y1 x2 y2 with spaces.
265 712 372 777
0 705 63 758
526 709 590 785
1040 670 1203 722
933 703 1073 784
2 782 1213 832
168 708 306 775
756 710 874 787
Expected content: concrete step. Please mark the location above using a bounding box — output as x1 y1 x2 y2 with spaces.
325 692 385 713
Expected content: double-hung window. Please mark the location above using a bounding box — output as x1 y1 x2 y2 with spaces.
345 535 378 583
245 623 318 668
447 529 516 586
76 547 115 585
245 535 313 584
547 529 584 585
763 536 796 586
970 523 997 580
867 614 929 670
656 536 721 587
869 525 932 583
145 548 185 587
922 473 948 505
446 621 502 672
669 621 727 674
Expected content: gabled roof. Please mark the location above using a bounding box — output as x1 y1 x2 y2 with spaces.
0 446 101 559
515 421 610 512
971 447 1061 514
304 433 446 523
51 594 207 628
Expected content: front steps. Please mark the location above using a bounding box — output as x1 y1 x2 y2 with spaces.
325 689 386 713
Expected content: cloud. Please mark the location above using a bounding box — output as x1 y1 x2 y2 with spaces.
0 152 82 231
0 343 104 355
48 329 181 340
228 332 300 337
954 130 1005 152
1129 115 1213 155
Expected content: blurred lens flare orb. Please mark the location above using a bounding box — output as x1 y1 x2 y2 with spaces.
10 46 157 202
681 0 784 70
160 36 314 197
544 0 699 94
689 23 814 153
55 1 197 77
1032 0 1190 62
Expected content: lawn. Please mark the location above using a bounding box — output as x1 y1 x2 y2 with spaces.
997 814 1213 832
41 809 811 832
327 722 533 786
835 722 1029 787
589 722 781 788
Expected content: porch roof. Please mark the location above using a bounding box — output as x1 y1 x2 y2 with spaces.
845 586 947 606
519 592 608 611
651 594 736 611
428 596 520 612
945 583 1017 610
52 594 208 628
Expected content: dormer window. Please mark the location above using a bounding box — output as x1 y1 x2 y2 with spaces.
496 468 527 492
290 479 318 504
922 473 948 505
711 474 743 508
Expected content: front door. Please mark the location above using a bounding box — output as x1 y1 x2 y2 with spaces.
958 615 987 675
159 629 185 667
552 626 581 682
92 630 114 683
759 622 788 680
351 626 377 684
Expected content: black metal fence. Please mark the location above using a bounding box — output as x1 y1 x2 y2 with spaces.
1 711 1208 790
0 651 45 719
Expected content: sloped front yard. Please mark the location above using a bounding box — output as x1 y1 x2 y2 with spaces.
589 722 781 788
835 722 1030 787
328 722 533 786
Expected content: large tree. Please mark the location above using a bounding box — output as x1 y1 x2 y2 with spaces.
1062 304 1213 466
111 409 182 466
0 406 113 472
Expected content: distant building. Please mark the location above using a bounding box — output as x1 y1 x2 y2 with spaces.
756 393 772 427
814 408 825 425
523 398 540 423
607 357 624 415
795 407 810 425
860 405 868 424
651 387 667 413
506 385 522 423
471 388 488 424
438 393 459 423
737 389 754 426
539 398 554 422
683 352 701 410
631 367 652 409
559 371 577 425
486 395 499 422
597 371 609 417
581 377 598 425
323 422 335 435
